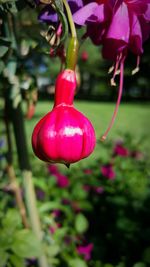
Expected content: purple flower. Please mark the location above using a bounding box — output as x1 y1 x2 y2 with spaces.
77 243 93 261
101 164 116 180
74 0 150 139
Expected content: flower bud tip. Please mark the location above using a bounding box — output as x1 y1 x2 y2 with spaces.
65 163 70 169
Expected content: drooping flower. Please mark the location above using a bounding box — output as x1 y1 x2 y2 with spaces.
77 243 93 261
32 69 96 166
73 0 150 139
101 164 116 179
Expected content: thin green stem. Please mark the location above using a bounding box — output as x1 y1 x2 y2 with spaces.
63 0 77 38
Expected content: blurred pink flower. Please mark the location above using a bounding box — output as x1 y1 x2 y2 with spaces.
56 174 70 188
52 209 61 218
94 186 104 194
47 164 59 175
114 143 129 157
101 164 116 180
77 243 94 261
48 164 69 188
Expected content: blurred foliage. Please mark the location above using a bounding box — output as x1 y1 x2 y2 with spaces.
0 134 150 267
0 209 41 267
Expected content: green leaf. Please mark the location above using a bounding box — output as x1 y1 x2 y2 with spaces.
2 209 21 230
0 46 9 57
12 229 42 258
75 213 89 234
69 258 88 267
0 250 9 267
46 244 60 257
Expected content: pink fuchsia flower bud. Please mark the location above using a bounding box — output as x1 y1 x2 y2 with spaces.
101 164 116 180
32 69 96 166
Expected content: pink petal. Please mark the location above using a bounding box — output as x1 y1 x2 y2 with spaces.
129 13 143 54
102 3 130 59
73 3 99 25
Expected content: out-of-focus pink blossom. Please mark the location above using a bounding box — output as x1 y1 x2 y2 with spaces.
101 164 116 180
77 243 94 261
113 143 129 157
56 174 70 188
93 186 104 194
47 164 69 187
47 164 59 175
52 209 61 218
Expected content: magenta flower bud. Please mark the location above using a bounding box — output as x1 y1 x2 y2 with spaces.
32 69 96 166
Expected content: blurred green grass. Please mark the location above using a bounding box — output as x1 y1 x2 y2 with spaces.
25 101 150 168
